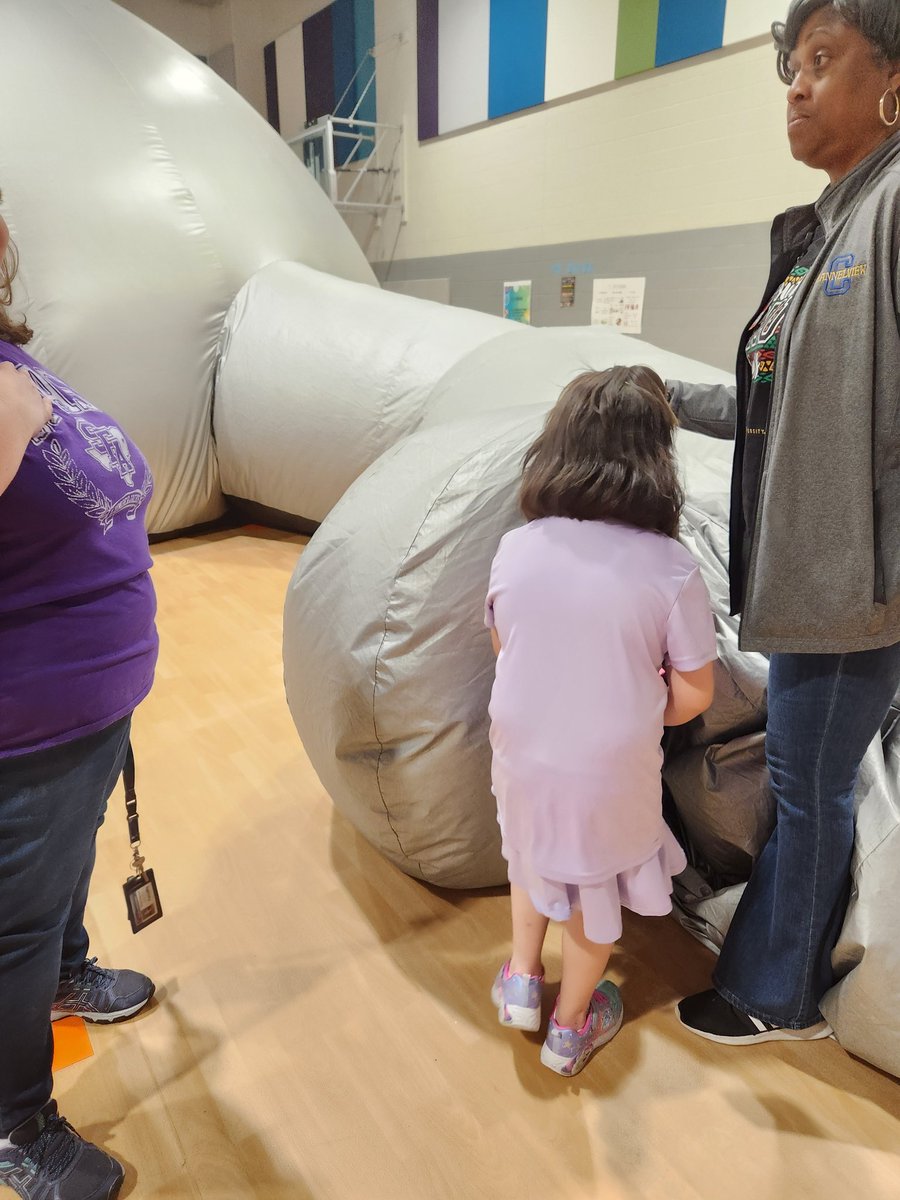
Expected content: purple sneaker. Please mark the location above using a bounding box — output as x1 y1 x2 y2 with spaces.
491 961 543 1031
540 981 623 1075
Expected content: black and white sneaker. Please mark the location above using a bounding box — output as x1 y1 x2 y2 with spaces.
0 1101 124 1200
678 988 832 1045
52 958 155 1024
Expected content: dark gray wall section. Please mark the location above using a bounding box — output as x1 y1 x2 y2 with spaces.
374 221 772 372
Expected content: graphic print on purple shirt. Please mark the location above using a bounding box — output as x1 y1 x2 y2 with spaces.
485 517 717 884
0 341 158 757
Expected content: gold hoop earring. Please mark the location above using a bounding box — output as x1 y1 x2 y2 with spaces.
880 88 899 128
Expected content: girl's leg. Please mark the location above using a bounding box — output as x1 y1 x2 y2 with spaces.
557 907 613 1029
509 884 549 977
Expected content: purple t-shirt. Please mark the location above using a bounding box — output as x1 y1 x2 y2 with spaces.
0 341 158 758
485 517 716 883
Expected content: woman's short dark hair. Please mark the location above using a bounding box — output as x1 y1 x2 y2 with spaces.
773 1 900 84
0 190 32 346
518 366 683 538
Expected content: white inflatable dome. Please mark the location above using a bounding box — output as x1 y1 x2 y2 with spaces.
2 0 374 534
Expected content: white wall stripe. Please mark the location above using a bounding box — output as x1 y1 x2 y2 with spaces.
274 22 307 143
438 0 490 136
723 0 786 47
545 0 619 103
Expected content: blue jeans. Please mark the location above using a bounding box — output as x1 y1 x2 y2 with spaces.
0 717 130 1136
713 645 900 1028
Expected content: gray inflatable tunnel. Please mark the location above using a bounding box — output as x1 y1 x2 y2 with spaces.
216 264 900 1075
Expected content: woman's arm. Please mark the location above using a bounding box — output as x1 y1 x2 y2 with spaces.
0 362 51 495
667 380 737 440
663 661 715 726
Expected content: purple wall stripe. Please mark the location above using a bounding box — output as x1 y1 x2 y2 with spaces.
263 40 280 131
417 0 439 140
303 5 336 123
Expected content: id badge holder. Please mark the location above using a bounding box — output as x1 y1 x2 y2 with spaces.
122 742 164 934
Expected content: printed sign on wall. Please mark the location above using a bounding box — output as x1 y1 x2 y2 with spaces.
503 280 533 324
591 277 646 335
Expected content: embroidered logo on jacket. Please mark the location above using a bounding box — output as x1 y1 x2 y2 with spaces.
818 254 867 296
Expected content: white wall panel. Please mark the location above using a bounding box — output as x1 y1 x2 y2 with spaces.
437 0 490 135
545 0 619 102
275 22 307 140
723 0 786 46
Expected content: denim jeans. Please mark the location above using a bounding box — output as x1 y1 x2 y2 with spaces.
0 717 130 1136
713 644 900 1028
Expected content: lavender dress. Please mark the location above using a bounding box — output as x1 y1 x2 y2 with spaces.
485 517 716 943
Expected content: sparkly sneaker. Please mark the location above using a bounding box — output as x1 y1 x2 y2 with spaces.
491 961 543 1031
52 958 155 1024
0 1101 124 1200
540 981 623 1076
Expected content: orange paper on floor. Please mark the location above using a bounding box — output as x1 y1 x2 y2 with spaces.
52 1017 93 1071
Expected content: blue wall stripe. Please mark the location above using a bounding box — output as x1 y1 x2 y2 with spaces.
353 0 377 126
488 0 548 120
331 0 356 117
655 0 726 67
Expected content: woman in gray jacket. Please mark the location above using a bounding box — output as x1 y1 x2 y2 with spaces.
672 0 900 1044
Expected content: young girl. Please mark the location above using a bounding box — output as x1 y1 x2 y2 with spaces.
485 366 717 1076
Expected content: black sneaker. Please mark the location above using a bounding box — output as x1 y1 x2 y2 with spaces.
678 988 832 1045
0 1101 124 1200
52 958 155 1024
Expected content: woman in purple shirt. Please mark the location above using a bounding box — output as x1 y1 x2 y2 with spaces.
487 368 717 1076
0 201 157 1200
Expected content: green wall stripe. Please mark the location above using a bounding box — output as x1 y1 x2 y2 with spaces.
615 0 660 79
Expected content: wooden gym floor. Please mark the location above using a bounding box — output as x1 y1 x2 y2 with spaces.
47 528 899 1200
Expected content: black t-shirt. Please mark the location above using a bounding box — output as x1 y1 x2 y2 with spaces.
739 227 825 583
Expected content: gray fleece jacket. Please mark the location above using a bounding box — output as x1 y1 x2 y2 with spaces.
670 134 900 654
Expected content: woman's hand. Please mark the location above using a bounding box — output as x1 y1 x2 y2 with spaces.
0 362 52 495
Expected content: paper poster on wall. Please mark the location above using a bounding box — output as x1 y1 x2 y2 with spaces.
560 276 576 307
591 277 646 335
503 280 532 324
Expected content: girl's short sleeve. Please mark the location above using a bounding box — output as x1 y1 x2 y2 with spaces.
666 567 717 671
484 557 498 629
484 539 506 629
484 589 495 629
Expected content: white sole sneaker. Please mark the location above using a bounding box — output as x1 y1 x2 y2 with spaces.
491 982 541 1031
541 1008 623 1074
678 1015 833 1046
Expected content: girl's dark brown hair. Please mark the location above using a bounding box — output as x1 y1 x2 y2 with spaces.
0 190 33 346
518 365 683 538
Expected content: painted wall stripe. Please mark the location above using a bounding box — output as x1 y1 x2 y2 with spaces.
488 0 548 121
655 0 726 68
331 0 356 118
353 0 377 125
264 40 280 131
438 0 490 135
303 5 335 124
274 23 307 142
417 0 439 139
723 0 785 46
615 0 659 79
545 0 619 103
